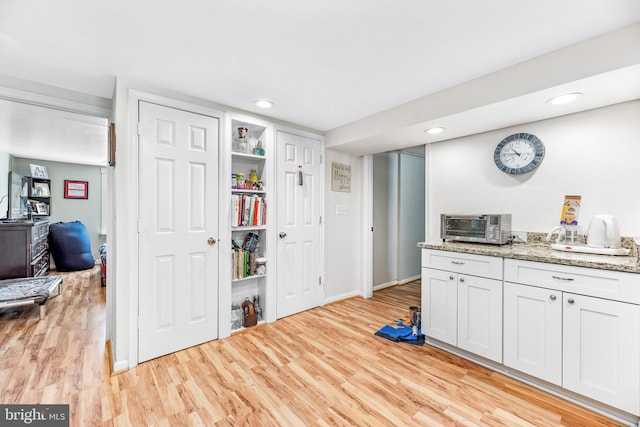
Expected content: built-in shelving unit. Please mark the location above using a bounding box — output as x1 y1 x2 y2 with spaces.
226 115 273 334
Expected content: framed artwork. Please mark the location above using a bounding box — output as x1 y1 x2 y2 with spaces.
30 164 49 178
331 162 351 192
64 180 89 199
35 202 49 215
32 181 50 197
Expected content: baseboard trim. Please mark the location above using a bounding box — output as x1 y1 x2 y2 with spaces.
398 275 420 285
373 281 397 291
324 290 361 305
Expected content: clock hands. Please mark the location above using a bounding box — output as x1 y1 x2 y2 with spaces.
508 143 522 157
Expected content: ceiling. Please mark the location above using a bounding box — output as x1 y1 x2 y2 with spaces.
0 1 639 164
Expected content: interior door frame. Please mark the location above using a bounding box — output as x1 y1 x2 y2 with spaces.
274 124 326 311
125 90 224 367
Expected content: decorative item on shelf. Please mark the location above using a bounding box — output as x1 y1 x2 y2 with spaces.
247 168 258 189
231 174 237 189
254 140 265 156
242 297 257 327
236 172 245 189
233 127 249 153
255 257 266 275
256 180 264 191
253 295 263 322
29 164 48 179
231 302 243 330
248 134 258 154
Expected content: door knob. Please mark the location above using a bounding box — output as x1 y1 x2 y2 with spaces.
207 237 217 246
279 232 287 239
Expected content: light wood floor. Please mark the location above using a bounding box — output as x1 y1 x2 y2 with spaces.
0 270 626 426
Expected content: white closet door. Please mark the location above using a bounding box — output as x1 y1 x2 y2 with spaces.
276 130 321 318
138 101 219 362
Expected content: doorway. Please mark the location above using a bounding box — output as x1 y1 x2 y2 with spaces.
372 148 425 290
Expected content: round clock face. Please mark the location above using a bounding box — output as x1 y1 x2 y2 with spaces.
494 133 545 175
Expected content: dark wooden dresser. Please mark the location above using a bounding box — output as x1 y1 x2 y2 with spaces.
0 219 50 279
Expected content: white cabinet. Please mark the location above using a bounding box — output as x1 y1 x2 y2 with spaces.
503 282 562 385
457 274 502 362
504 259 640 415
422 267 457 345
421 250 503 363
563 293 640 415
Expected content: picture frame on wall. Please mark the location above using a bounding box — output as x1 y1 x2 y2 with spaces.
64 180 89 199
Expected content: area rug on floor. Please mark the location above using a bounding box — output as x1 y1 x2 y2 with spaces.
374 320 425 346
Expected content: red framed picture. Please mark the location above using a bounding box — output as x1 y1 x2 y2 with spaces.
64 180 89 199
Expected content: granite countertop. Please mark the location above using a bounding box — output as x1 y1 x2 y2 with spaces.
417 233 640 274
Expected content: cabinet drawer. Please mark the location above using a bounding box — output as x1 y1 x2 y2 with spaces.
421 249 503 280
504 259 640 304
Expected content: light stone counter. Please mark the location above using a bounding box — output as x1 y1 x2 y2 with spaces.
417 233 640 274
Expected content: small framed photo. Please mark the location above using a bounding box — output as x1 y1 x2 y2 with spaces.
35 202 49 215
32 181 50 197
30 164 49 179
64 180 89 199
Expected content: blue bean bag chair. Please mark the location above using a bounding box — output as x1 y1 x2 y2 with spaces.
49 221 95 272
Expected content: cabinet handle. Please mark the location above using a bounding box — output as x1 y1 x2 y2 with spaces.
459 277 465 283
567 298 575 304
451 261 465 265
549 294 557 301
449 275 455 281
552 275 575 281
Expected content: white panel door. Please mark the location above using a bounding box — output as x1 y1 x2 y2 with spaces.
276 130 321 318
138 101 219 362
503 282 562 385
422 268 457 346
457 274 503 362
563 293 640 414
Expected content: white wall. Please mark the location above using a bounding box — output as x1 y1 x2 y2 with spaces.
373 152 398 286
324 149 363 303
426 100 640 240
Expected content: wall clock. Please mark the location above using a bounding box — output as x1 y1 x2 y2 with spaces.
494 132 545 175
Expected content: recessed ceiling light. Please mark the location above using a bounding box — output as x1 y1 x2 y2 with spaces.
546 92 583 105
425 127 445 135
254 99 274 109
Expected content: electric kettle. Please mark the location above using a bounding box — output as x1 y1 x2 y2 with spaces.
586 215 621 249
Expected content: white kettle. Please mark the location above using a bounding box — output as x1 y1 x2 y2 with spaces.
586 215 621 249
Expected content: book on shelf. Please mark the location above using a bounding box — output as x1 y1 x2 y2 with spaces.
232 249 257 279
232 194 267 227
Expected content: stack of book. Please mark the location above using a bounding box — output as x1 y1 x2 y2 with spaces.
232 232 260 280
231 194 266 227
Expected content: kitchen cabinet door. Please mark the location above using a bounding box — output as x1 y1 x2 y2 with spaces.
457 274 503 363
563 293 640 415
503 282 562 385
422 267 457 346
